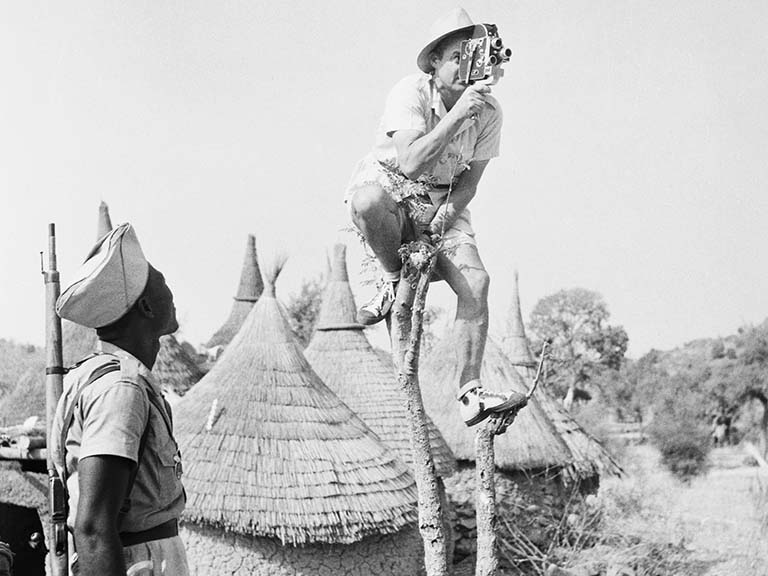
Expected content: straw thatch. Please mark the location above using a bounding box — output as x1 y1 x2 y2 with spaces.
173 262 418 546
205 234 264 349
305 244 456 478
421 335 573 473
503 270 537 369
503 272 623 481
153 334 205 401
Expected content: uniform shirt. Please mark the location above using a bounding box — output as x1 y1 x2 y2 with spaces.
51 342 185 534
345 72 503 201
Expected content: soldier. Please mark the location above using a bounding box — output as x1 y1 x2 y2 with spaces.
52 223 188 576
346 7 523 426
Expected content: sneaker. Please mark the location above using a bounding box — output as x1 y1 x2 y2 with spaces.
457 380 528 427
357 281 397 326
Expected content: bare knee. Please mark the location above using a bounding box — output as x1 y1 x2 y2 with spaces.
350 184 394 225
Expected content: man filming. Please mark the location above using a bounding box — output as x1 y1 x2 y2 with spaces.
346 7 523 427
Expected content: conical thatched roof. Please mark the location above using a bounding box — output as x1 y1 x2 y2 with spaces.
173 263 418 546
153 335 204 401
205 234 264 349
96 201 113 241
503 270 536 368
305 244 456 478
421 336 573 473
503 273 624 481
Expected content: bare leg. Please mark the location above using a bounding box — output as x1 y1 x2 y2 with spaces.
435 243 490 387
349 183 405 274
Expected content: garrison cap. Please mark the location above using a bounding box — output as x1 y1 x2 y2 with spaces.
56 223 149 328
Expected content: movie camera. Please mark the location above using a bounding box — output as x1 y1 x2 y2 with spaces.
458 24 512 85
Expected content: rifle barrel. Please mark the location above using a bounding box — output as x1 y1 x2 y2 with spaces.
43 222 68 576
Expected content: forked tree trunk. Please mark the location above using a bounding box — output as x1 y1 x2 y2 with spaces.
389 253 449 576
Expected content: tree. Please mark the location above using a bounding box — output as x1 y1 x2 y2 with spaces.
601 349 664 423
734 324 768 455
284 275 324 347
528 288 628 410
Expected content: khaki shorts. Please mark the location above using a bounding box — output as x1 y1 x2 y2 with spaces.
345 160 477 251
123 535 189 576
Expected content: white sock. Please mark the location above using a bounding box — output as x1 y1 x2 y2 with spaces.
383 269 401 283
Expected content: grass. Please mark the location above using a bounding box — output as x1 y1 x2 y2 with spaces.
495 443 768 576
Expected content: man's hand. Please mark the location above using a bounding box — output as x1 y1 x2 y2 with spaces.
450 83 491 121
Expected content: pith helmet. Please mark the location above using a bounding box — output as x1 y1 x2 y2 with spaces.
417 7 476 73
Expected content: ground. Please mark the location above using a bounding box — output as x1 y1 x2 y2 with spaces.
556 442 768 576
669 445 767 575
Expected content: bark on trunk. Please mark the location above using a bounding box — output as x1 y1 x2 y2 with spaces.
390 254 448 576
760 398 768 459
474 424 498 576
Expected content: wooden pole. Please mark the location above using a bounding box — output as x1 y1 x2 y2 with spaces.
474 424 499 576
474 342 551 575
389 241 449 576
43 223 69 576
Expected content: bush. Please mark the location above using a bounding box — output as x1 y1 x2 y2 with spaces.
647 372 712 482
649 415 710 482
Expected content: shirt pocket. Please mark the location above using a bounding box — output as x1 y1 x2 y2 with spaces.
141 412 183 505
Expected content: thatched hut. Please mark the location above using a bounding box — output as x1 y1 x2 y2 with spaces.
173 264 423 576
205 234 264 350
305 244 456 478
502 271 623 488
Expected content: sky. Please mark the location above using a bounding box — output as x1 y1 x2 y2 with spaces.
1 1 767 358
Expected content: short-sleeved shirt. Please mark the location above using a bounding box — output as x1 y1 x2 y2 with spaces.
345 72 503 202
51 342 185 534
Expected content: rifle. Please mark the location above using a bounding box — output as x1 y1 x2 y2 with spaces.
42 223 69 575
